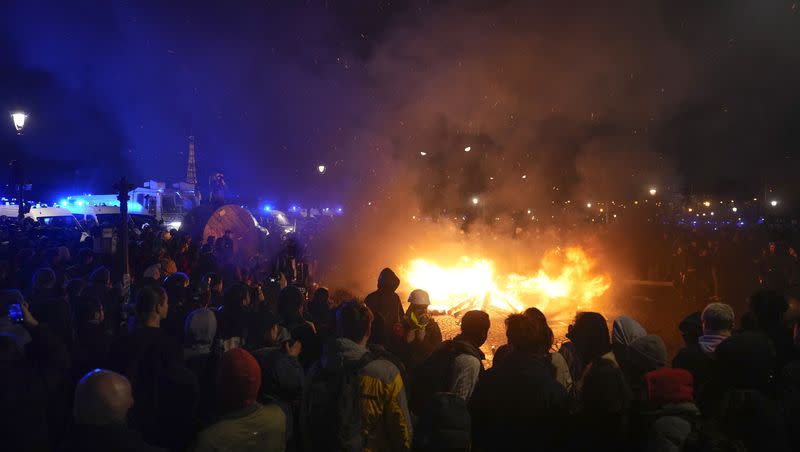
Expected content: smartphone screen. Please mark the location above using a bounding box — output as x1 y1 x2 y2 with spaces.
8 304 23 323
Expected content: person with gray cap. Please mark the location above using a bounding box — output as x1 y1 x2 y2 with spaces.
626 334 668 398
399 289 442 370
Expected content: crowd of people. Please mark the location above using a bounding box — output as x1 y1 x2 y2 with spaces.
3 216 800 451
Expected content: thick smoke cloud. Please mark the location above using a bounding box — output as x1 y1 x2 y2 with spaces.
314 1 689 293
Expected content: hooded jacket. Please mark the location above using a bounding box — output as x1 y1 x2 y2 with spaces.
318 338 413 452
612 316 647 347
698 333 729 356
364 268 404 332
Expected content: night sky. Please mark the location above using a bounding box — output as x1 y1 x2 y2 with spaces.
2 0 799 209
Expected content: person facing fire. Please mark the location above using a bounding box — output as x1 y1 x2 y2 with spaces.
364 268 404 347
398 289 442 370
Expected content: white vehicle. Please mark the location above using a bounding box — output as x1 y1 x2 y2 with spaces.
25 206 82 229
68 204 123 228
59 180 198 228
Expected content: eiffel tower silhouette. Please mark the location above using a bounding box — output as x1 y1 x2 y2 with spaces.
186 136 197 185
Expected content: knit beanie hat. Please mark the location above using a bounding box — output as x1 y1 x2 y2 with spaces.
628 334 667 372
184 308 217 347
217 348 261 412
645 368 694 405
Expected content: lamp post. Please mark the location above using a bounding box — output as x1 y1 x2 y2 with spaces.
10 112 27 220
114 177 135 288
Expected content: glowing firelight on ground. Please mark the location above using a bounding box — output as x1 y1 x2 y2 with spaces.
401 247 611 316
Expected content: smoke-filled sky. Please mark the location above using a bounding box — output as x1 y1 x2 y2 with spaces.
1 0 799 206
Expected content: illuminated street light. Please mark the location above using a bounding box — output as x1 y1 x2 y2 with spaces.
732 207 738 213
11 112 27 135
586 202 592 208
649 187 657 196
471 197 479 205
521 174 527 179
464 146 471 152
703 201 711 207
420 151 427 156
688 208 693 212
771 200 778 207
317 164 326 174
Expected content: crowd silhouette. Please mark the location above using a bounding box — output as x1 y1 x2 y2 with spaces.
1 216 799 451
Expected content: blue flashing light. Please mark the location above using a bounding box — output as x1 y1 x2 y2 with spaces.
75 199 85 207
127 201 144 214
263 204 272 212
336 207 343 214
59 199 68 207
290 205 298 212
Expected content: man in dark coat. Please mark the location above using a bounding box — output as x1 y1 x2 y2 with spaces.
364 268 404 345
469 313 568 451
107 286 197 450
699 332 790 452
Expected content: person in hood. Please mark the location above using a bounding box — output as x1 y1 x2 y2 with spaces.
409 310 489 414
611 316 647 373
469 313 569 451
399 289 442 371
640 368 700 452
364 268 404 345
626 334 668 398
699 302 734 357
194 348 286 452
306 300 412 452
184 305 218 426
184 307 217 360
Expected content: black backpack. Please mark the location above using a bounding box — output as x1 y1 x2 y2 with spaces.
304 352 375 452
409 340 482 415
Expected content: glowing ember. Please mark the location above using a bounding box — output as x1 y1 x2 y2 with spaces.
401 247 610 316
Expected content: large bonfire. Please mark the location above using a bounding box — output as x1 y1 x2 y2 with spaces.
401 246 611 317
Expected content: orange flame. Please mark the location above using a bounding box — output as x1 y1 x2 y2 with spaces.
401 246 610 315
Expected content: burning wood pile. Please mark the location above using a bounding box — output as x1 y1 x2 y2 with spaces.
401 247 611 318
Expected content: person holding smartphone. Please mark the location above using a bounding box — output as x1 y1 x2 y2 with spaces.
0 289 35 348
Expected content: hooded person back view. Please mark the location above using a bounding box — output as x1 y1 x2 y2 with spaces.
364 268 403 345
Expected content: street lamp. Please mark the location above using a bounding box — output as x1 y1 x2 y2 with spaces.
317 164 326 174
770 200 778 207
11 112 27 135
471 196 479 205
464 146 471 152
649 187 657 196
